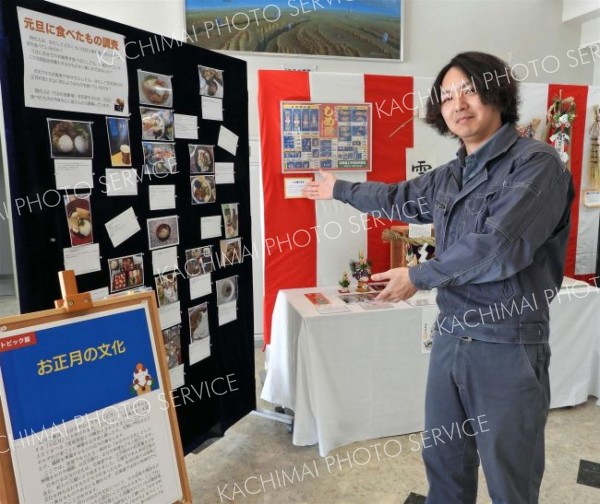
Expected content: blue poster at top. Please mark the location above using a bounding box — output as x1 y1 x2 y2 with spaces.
0 306 160 439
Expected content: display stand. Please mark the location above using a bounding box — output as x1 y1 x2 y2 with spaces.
0 271 191 503
0 0 255 454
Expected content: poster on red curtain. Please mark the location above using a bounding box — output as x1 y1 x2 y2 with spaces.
17 7 129 116
281 102 372 172
0 304 183 503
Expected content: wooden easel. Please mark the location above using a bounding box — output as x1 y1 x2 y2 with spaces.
0 271 192 504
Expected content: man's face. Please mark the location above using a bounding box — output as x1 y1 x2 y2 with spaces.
440 67 502 153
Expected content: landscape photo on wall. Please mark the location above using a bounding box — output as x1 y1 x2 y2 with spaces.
185 0 402 60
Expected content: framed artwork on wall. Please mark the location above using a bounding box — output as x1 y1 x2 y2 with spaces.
185 1 403 60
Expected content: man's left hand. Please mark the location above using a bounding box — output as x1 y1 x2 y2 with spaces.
371 267 418 302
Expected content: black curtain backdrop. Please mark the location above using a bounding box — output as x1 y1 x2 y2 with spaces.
0 0 255 453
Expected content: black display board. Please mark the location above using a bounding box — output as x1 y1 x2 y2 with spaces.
0 0 255 453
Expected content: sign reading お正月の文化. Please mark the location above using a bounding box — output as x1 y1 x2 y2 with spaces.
0 301 186 503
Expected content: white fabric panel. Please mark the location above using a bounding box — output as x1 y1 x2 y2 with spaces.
310 73 368 286
315 188 368 286
575 85 600 274
309 72 364 103
261 292 303 405
263 287 430 456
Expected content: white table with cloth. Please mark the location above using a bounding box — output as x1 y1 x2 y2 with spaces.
261 280 600 456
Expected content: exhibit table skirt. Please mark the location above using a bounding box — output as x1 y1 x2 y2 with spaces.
261 283 600 456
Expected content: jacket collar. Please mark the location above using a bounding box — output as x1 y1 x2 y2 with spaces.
446 123 520 198
456 123 520 169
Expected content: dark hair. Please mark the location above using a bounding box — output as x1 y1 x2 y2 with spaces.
425 51 520 136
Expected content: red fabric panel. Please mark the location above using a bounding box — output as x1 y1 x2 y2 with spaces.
364 75 414 274
258 70 313 345
547 84 590 283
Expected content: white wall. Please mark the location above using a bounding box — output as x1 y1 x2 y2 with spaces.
232 0 595 137
563 0 600 21
47 0 594 136
45 0 184 37
580 17 600 46
42 0 597 337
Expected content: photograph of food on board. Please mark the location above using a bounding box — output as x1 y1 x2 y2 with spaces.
190 175 216 204
198 65 224 98
140 106 175 141
147 215 180 250
142 142 177 175
108 253 144 293
48 119 93 158
138 70 173 108
189 144 215 173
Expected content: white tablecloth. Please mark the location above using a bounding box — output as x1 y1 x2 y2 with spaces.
261 282 600 456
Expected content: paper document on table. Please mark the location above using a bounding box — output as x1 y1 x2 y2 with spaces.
358 301 394 310
304 292 330 305
316 305 350 314
404 290 437 307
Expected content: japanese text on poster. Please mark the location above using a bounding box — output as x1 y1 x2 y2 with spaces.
281 102 372 172
0 305 182 503
17 7 129 116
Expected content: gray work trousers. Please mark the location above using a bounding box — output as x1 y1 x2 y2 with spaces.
423 333 551 504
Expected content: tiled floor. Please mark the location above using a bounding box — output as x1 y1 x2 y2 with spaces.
1 296 599 503
184 358 600 504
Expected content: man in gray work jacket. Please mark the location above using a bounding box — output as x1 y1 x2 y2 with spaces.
303 52 574 504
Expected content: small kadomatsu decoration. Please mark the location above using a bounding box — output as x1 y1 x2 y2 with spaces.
349 251 372 292
338 270 351 293
588 105 600 190
546 91 576 170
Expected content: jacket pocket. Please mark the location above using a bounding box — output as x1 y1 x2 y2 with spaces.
464 194 487 215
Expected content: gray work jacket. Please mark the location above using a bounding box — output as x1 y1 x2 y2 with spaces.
333 124 575 343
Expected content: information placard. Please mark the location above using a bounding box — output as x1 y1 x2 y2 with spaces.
281 102 372 173
17 7 129 116
0 293 190 504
